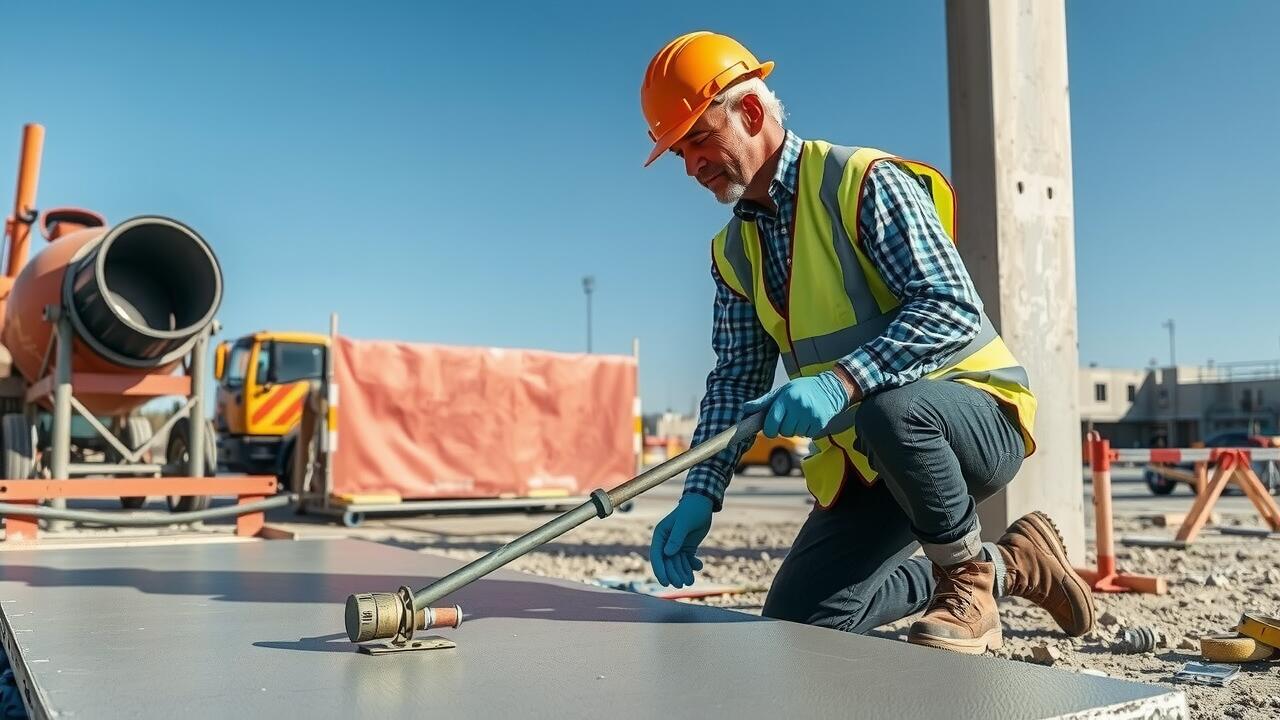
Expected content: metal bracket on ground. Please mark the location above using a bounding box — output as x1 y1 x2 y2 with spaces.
358 636 456 655
1213 526 1280 540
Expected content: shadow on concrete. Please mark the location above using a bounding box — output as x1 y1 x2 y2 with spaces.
253 632 353 654
0 565 764 627
373 537 793 562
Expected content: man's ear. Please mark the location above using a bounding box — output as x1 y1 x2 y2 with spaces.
739 93 766 135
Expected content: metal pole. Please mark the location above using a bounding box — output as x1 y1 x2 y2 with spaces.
48 308 73 531
1163 319 1177 445
188 331 207 476
582 275 594 353
323 313 338 508
6 124 44 279
409 411 765 610
633 337 642 475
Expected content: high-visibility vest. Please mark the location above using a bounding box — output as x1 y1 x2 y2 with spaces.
711 140 1037 508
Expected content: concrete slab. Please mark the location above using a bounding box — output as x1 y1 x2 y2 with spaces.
0 538 1185 719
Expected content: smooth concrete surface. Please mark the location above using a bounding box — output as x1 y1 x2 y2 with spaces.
0 538 1185 719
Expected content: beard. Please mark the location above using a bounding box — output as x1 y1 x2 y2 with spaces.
713 176 748 205
706 118 751 205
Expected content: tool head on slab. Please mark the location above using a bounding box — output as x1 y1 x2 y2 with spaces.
346 585 462 645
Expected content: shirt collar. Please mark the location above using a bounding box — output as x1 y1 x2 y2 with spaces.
733 129 803 221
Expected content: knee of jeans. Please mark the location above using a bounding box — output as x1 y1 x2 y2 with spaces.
762 591 870 632
855 385 922 451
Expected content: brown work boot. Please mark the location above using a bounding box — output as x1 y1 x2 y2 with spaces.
908 560 1002 654
997 511 1095 637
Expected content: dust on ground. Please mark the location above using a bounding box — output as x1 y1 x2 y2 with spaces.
409 510 1280 720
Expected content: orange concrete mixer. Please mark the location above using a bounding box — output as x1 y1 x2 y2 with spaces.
0 123 226 513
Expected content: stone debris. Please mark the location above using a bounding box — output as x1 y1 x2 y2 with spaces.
1030 645 1061 665
411 495 1280 720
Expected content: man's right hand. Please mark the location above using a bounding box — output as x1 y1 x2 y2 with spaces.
649 494 714 588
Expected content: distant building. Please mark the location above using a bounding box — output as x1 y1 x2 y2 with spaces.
1080 361 1280 447
644 411 697 442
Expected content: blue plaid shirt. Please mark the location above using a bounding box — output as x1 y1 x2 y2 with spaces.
685 130 983 509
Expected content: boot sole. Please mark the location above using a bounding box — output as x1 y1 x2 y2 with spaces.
1023 511 1096 636
908 627 1003 655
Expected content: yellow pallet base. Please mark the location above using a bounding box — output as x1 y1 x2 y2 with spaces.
330 493 403 506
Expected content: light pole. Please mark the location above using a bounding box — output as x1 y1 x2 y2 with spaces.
582 276 595 353
1162 319 1177 445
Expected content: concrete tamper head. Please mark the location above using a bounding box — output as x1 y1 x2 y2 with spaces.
347 592 401 643
346 590 463 644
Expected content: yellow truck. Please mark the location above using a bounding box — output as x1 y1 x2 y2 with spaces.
213 330 328 483
737 433 813 476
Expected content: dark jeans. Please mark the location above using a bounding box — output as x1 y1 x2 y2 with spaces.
760 378 1025 633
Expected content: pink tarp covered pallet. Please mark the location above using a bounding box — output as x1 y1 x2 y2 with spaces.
328 336 638 510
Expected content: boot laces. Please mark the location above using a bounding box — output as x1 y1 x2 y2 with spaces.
932 564 980 619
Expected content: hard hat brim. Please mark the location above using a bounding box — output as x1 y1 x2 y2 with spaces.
643 95 715 167
641 60 774 167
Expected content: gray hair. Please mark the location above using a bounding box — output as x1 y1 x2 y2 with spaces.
711 77 786 126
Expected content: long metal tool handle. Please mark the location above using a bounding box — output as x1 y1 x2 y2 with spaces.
410 411 766 609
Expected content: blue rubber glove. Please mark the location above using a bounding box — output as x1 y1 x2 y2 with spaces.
650 494 713 588
742 372 849 439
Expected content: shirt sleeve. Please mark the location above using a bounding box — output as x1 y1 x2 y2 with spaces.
683 263 778 511
836 160 983 396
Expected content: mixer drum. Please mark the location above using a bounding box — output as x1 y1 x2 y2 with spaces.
1 216 223 416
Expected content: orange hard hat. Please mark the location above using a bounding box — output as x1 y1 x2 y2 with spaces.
640 31 774 167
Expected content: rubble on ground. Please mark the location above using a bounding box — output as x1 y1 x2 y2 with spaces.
422 512 1280 720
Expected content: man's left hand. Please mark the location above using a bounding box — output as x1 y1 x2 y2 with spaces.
741 371 855 438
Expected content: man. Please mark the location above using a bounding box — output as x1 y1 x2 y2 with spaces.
640 31 1094 654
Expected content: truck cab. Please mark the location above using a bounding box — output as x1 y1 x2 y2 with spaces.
214 331 327 475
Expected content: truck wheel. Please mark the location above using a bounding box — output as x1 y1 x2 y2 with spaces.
1144 469 1177 496
277 437 296 493
1 414 34 480
119 417 155 509
769 448 794 476
166 418 216 512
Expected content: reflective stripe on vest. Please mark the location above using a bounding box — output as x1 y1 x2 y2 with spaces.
710 139 1038 508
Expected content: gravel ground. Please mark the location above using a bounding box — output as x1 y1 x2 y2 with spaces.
414 510 1280 720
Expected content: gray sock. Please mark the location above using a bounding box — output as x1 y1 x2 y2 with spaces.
983 542 1006 597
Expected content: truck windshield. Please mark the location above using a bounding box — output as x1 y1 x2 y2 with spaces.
269 342 325 384
224 341 252 387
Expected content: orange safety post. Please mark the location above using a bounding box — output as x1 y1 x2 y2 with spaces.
1074 432 1167 594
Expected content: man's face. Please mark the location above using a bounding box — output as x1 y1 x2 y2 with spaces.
669 103 754 205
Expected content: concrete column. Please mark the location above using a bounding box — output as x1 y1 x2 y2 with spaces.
946 0 1085 558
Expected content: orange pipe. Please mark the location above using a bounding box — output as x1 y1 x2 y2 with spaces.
7 123 44 279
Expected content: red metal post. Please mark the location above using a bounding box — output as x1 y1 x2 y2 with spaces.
236 495 267 536
3 501 39 541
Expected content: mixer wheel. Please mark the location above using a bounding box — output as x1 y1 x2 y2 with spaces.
165 418 215 512
1 414 34 480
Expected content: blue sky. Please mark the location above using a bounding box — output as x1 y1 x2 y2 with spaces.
2 1 1277 414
